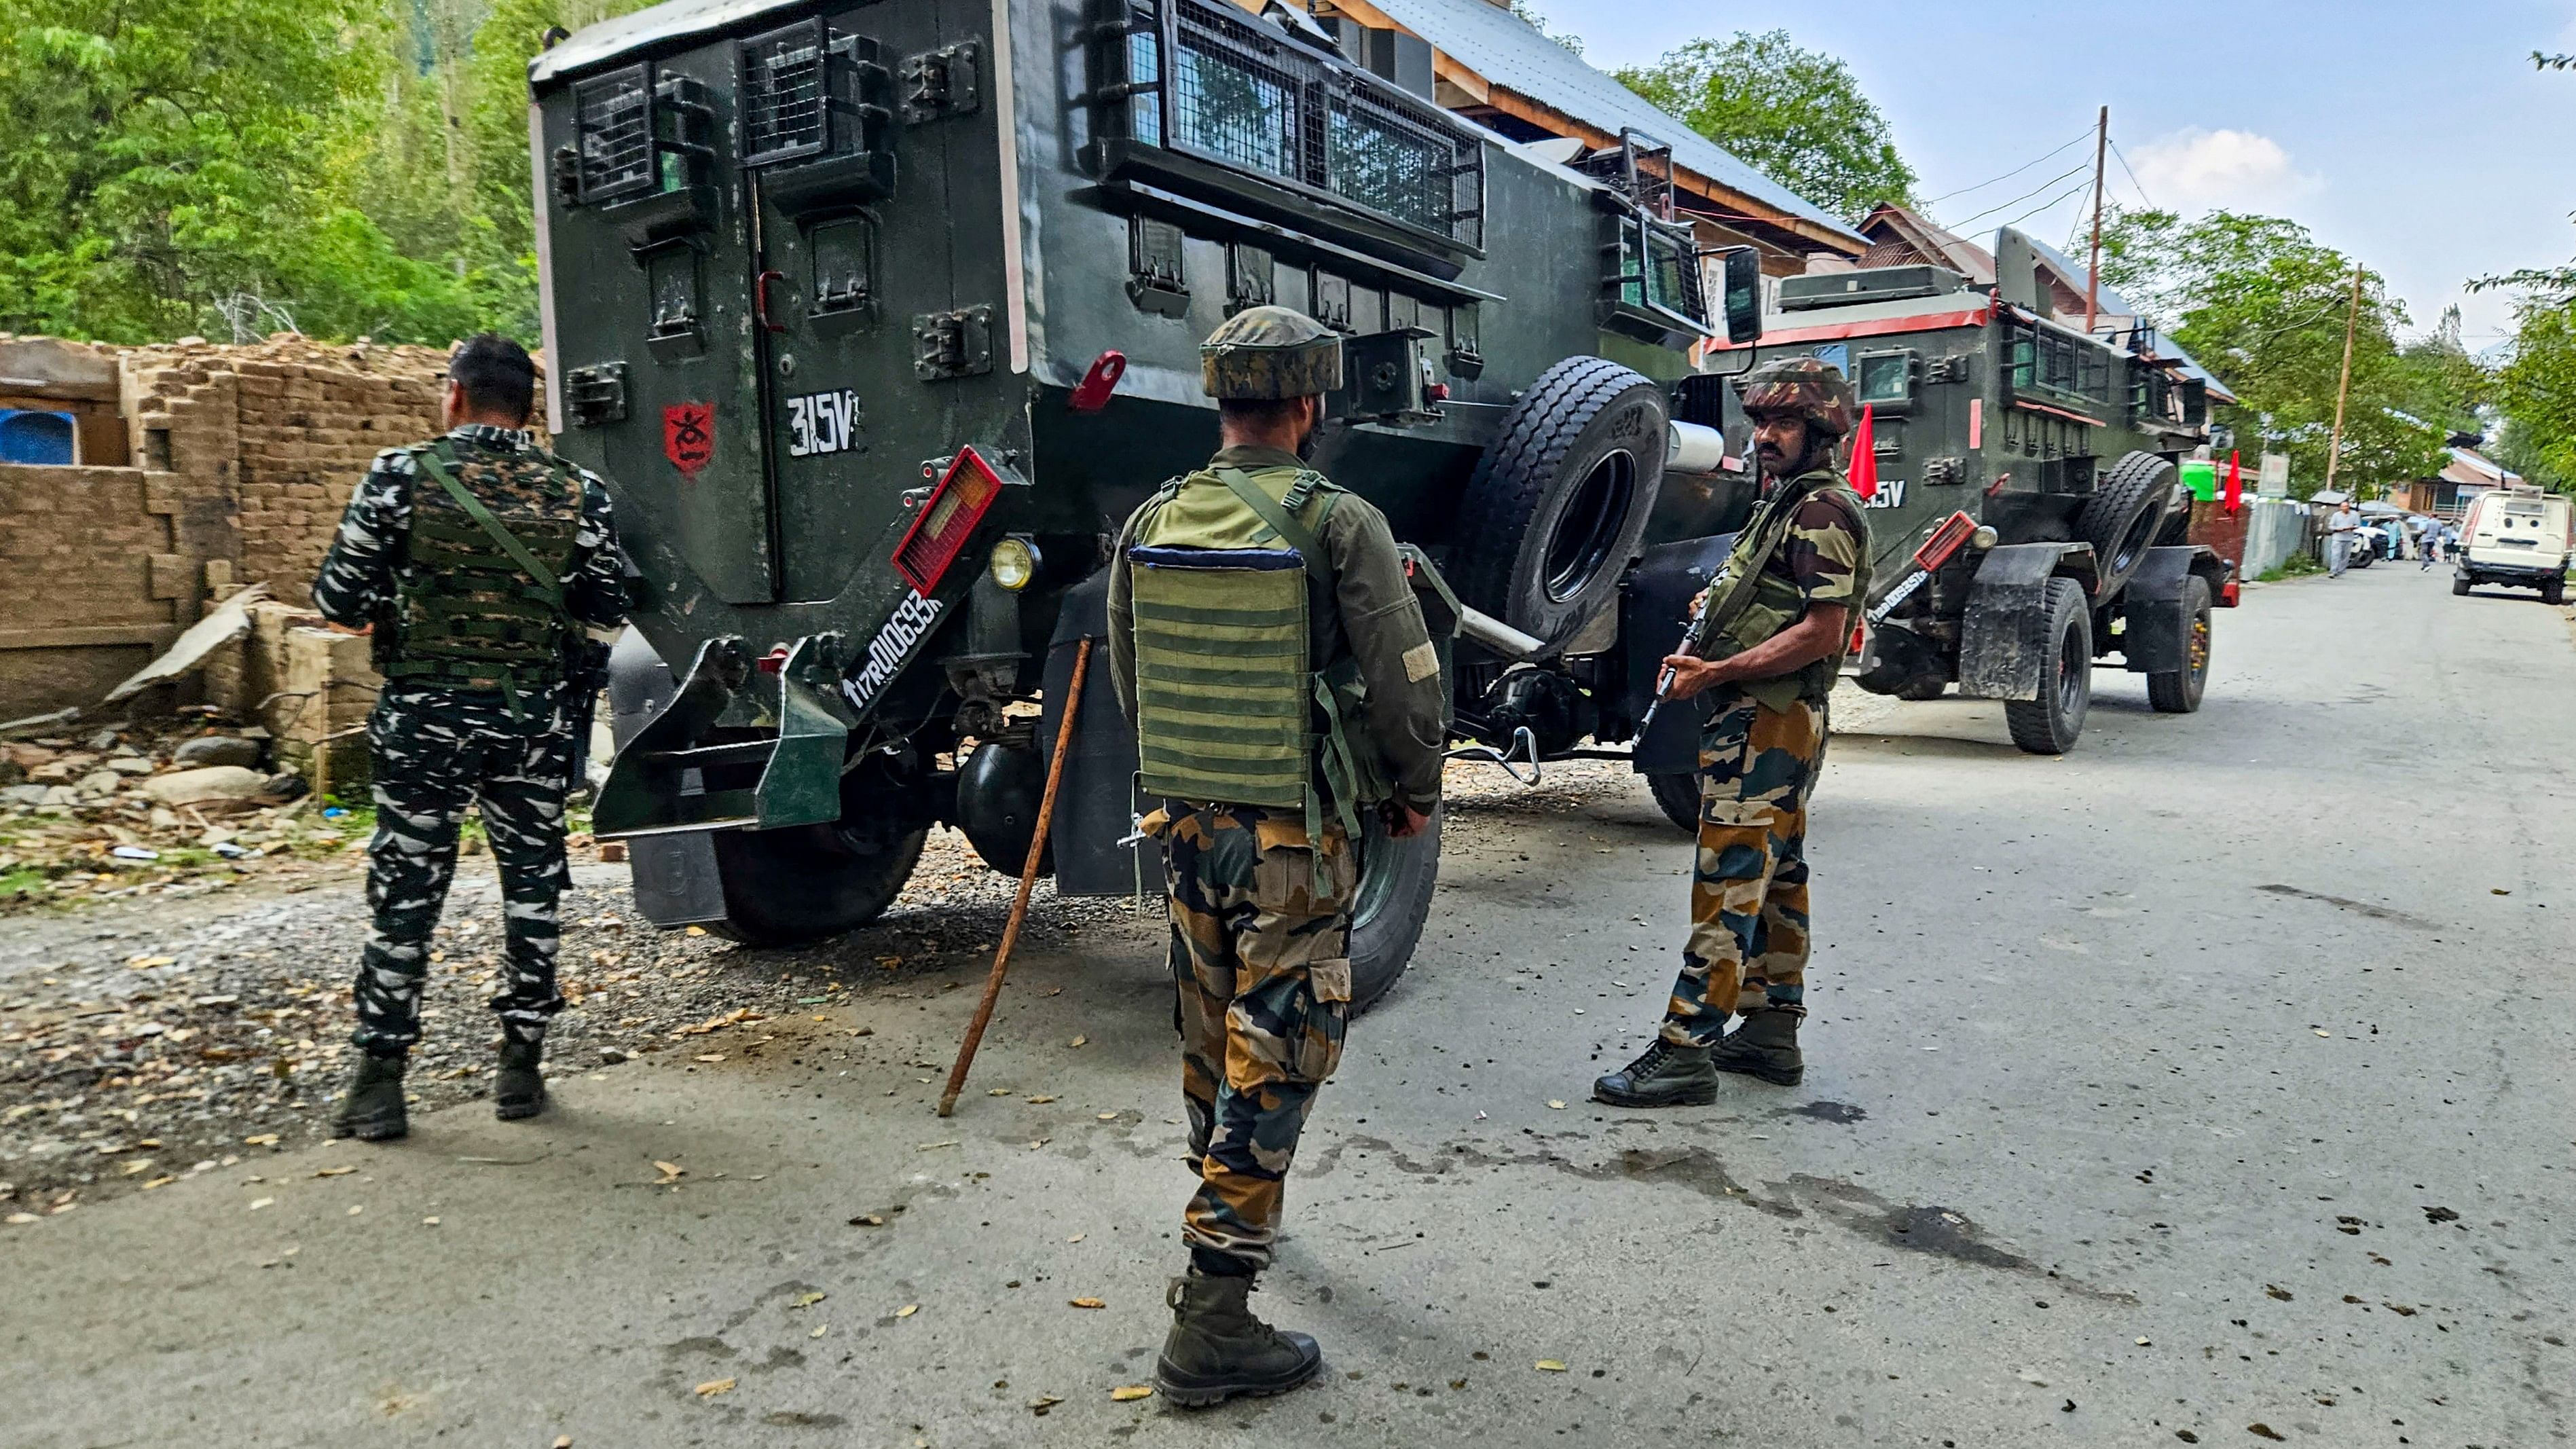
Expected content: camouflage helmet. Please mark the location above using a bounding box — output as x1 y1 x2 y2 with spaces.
1200 306 1342 401
1737 355 1856 439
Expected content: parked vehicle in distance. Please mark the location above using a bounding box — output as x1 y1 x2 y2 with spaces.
2454 488 2571 604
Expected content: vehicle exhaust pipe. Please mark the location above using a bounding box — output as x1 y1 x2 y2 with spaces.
1666 419 1731 476
1457 605 1547 661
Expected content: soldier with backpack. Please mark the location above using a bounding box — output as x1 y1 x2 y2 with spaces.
1107 306 1446 1406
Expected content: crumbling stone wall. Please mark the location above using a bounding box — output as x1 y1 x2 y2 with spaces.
0 335 540 719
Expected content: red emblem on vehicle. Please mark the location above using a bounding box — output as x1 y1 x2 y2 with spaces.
663 402 714 478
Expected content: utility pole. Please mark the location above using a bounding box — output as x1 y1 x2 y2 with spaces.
2083 105 2109 337
2322 266 2363 497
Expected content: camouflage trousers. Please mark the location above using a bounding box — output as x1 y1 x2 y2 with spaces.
1660 695 1827 1047
349 686 574 1054
1152 802 1355 1275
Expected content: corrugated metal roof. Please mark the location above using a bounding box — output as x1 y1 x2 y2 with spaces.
1355 0 1864 244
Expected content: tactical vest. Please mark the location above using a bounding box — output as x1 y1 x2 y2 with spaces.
1127 464 1386 847
382 437 587 700
1695 466 1874 712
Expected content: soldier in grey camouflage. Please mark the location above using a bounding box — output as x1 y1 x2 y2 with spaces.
312 335 627 1141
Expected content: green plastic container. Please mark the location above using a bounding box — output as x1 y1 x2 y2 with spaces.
2180 460 2219 501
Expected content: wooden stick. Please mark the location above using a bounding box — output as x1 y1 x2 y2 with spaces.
937 636 1094 1117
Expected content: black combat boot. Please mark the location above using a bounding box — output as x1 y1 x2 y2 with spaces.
330 1050 409 1141
1152 1272 1323 1406
494 1037 547 1121
1591 1038 1718 1107
1710 1007 1804 1086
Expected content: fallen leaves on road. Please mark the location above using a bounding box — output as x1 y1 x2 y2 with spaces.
810 1323 828 1338
314 1166 354 1177
1069 1297 1106 1309
248 1196 274 1210
2264 1285 2292 1301
243 1133 279 1145
1067 1232 1084 1243
917 1140 957 1152
894 1304 919 1318
1110 1385 1154 1402
1534 1360 1566 1372
849 1214 886 1227
1096 1112 1118 1121
2247 1425 2285 1442
693 1054 726 1064
1027 1394 1064 1415
1069 1035 1088 1048
1546 1100 1566 1110
693 1378 735 1397
1026 1095 1056 1104
791 1291 827 1309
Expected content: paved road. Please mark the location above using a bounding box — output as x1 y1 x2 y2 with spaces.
8 564 2572 1448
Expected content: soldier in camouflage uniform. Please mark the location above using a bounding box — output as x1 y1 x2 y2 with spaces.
1596 356 1871 1106
312 335 627 1141
1107 306 1447 1406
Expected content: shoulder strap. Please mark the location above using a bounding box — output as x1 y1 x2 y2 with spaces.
1214 467 1336 598
413 443 566 614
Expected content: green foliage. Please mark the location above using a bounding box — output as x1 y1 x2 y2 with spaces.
0 0 648 344
2098 207 2454 497
1616 32 1916 222
2495 299 2576 488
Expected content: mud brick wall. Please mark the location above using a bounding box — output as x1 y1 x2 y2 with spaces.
0 335 541 718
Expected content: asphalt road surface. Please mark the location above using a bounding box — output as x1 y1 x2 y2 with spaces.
7 562 2572 1448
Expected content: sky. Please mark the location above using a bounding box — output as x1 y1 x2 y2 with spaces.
1534 0 2576 352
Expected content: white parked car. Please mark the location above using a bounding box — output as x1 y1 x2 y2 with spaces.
2454 489 2571 604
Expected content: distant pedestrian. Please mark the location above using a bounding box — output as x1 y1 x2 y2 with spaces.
2325 502 2359 577
2418 517 2441 570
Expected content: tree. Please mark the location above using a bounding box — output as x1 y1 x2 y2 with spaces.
2098 207 2451 497
0 0 488 343
2495 300 2576 488
1615 32 1915 222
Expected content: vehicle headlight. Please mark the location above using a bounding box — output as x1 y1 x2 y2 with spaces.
988 535 1039 591
1970 525 2000 549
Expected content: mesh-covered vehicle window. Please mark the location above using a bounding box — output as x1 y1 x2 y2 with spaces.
574 66 655 202
1174 20 1304 179
1329 94 1450 236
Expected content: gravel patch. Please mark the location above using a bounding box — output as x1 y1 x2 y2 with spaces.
0 753 1653 1223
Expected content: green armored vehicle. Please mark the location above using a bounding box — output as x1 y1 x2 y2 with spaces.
532 0 1773 1002
1709 227 2237 770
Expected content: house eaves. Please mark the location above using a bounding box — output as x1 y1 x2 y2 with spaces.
1311 0 1866 257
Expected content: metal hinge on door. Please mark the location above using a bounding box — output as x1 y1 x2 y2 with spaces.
1921 456 1965 485
913 306 995 381
902 42 982 122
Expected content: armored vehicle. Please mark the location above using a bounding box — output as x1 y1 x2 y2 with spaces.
1706 229 2237 773
530 0 1773 1003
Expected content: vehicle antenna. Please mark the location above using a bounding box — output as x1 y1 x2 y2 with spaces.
2323 266 2364 498
2083 105 2108 338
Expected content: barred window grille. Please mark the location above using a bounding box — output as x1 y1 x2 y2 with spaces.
574 66 656 202
741 20 831 166
1117 0 1484 249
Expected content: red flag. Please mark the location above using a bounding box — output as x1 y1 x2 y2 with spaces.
2223 448 2243 515
1847 404 1878 500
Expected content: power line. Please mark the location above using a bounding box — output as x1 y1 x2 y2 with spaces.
2006 177 2097 232
2108 138 2155 210
1945 160 2095 231
1920 129 2096 207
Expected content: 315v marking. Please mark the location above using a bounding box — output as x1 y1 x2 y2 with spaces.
787 388 864 458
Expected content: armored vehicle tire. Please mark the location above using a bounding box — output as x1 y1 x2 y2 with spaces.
2080 453 2180 599
2145 575 2213 714
1348 806 1443 1013
708 824 928 945
2004 578 2094 755
1451 358 1668 649
1646 771 1701 834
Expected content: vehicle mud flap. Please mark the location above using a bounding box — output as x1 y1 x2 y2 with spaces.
1039 570 1150 898
602 629 725 928
1618 535 1731 775
2117 545 2210 674
1958 543 2091 700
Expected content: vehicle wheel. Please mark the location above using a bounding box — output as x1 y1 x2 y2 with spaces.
2452 574 2471 597
1348 806 1442 1013
2544 577 2566 606
1450 357 1668 650
1645 771 1701 834
2079 453 2179 598
709 822 927 944
2146 576 2213 714
2003 577 2093 754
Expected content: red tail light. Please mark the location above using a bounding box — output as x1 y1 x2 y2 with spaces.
894 445 1006 595
1914 510 1979 572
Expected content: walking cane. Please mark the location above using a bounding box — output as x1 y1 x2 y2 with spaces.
938 636 1093 1117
